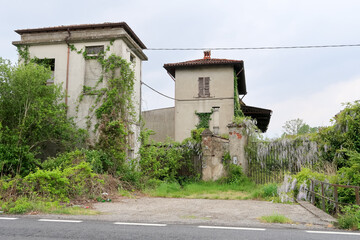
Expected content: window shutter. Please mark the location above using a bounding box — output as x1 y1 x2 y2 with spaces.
198 77 204 97
204 77 210 97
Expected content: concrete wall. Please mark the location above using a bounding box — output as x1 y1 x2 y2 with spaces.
174 66 235 141
142 107 175 142
14 27 146 158
200 125 249 181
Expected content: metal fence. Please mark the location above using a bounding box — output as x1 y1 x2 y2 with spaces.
246 139 318 184
307 179 360 215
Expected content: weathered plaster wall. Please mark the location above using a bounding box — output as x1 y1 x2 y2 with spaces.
201 129 229 181
228 124 249 173
14 28 146 157
142 107 175 142
200 124 249 181
174 66 235 142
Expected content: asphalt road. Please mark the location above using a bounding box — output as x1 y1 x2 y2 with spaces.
0 217 359 240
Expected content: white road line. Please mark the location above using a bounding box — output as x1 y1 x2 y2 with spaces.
38 219 83 223
306 230 360 236
114 222 167 227
198 226 266 231
0 217 18 220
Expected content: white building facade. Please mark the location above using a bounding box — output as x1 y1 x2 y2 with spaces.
13 22 148 157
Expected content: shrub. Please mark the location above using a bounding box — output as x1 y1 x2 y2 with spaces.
220 164 250 184
0 162 104 203
42 149 112 174
338 205 360 230
139 130 200 183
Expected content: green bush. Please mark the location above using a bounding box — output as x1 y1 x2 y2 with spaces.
338 205 360 230
293 168 330 187
0 162 104 203
8 197 33 214
261 183 278 198
220 164 250 184
0 58 85 177
191 128 205 142
336 150 360 204
42 149 112 174
139 130 200 183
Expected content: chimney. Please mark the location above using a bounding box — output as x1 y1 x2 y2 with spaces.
204 50 211 59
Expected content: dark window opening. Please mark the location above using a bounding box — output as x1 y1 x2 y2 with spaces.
198 77 210 97
33 58 55 85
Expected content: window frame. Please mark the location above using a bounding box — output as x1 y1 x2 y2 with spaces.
198 77 210 97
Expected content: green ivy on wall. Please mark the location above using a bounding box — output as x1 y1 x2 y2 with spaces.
234 70 244 118
69 41 136 173
195 110 213 129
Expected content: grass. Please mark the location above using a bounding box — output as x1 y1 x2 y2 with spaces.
0 198 100 215
145 181 277 201
260 213 293 224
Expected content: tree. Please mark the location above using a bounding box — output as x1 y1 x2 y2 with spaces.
0 58 85 176
282 118 318 136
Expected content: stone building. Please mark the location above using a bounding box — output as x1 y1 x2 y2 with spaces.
143 51 272 142
13 22 148 157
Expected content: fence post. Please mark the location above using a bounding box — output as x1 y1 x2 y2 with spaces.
310 180 315 205
356 187 360 206
333 186 339 216
321 182 325 211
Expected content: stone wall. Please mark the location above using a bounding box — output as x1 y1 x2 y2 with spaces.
200 124 248 181
201 129 229 181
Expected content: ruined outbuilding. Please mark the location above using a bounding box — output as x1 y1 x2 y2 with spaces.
13 22 147 157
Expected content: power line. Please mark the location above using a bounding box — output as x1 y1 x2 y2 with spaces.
141 81 177 100
141 81 235 101
145 43 360 51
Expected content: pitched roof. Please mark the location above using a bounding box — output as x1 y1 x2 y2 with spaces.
164 54 246 95
164 58 243 77
14 22 146 49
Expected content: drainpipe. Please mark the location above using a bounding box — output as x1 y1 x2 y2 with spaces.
64 29 71 106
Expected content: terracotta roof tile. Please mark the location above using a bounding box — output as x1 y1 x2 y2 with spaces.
164 58 243 68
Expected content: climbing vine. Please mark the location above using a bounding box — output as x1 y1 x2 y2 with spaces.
195 110 213 129
234 71 244 117
70 42 136 174
17 45 31 64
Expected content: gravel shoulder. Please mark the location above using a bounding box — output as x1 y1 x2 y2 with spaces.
17 197 336 230
89 197 335 229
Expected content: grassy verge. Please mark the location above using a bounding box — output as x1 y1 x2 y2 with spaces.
260 214 293 224
145 181 278 201
0 198 99 215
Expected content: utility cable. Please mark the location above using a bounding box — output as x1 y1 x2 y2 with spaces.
141 81 177 100
141 81 235 101
144 43 360 51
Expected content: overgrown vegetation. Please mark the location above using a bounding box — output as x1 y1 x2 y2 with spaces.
0 42 141 214
245 101 360 229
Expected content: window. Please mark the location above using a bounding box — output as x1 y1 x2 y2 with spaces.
198 77 210 97
85 45 104 56
33 58 55 85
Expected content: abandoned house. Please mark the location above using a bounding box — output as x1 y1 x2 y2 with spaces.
12 22 148 157
143 51 272 142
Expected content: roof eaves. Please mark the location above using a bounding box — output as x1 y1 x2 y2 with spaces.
14 22 147 49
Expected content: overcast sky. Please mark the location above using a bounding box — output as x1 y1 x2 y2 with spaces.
1 0 360 138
